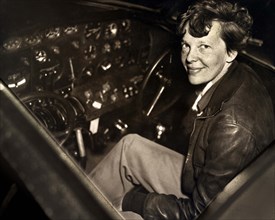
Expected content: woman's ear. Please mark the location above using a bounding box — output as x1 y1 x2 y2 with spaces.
226 50 238 63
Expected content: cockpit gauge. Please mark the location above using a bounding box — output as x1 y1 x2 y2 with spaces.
6 70 29 90
113 40 121 50
25 34 42 46
82 64 95 78
102 43 111 53
50 46 61 55
84 44 97 59
84 23 101 40
71 40 80 49
35 50 48 63
45 27 61 39
123 38 132 47
3 37 22 51
99 59 112 71
121 19 131 32
114 56 124 68
39 63 61 80
63 25 78 35
104 23 118 39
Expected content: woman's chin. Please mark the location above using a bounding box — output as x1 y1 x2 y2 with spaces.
188 76 205 85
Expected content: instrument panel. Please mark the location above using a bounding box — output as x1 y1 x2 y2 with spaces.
0 18 158 119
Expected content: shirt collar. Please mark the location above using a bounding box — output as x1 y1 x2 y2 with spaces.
192 61 241 116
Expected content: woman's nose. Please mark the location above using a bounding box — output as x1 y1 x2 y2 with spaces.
185 48 198 63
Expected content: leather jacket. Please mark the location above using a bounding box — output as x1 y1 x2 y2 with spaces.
126 61 275 220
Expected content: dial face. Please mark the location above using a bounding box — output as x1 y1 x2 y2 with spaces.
35 50 47 63
121 19 131 32
104 23 118 39
63 25 78 35
84 44 97 59
113 40 121 50
102 43 111 53
45 27 61 39
3 37 22 51
6 70 29 89
84 22 101 40
25 33 42 46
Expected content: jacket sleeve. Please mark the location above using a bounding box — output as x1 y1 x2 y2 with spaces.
122 187 203 220
123 123 258 220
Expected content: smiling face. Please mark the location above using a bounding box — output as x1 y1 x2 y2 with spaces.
181 21 237 85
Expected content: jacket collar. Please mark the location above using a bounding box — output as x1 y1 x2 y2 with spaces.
197 61 245 116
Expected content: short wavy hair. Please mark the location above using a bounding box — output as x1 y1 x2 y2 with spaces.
178 0 253 53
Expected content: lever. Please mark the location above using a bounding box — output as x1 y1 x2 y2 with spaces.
75 128 87 168
145 71 171 116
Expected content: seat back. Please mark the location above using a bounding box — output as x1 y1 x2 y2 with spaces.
238 53 275 117
197 140 275 220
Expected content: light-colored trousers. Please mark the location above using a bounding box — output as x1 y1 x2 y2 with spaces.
88 134 185 219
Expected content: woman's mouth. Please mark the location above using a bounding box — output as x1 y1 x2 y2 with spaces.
188 67 203 74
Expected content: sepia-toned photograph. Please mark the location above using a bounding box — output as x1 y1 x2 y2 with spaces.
0 0 274 219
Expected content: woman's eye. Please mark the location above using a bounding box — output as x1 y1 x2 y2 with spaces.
181 43 189 50
200 44 210 49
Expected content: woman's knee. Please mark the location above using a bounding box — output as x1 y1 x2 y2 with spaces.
119 133 154 156
120 133 160 158
120 133 141 151
121 133 141 142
